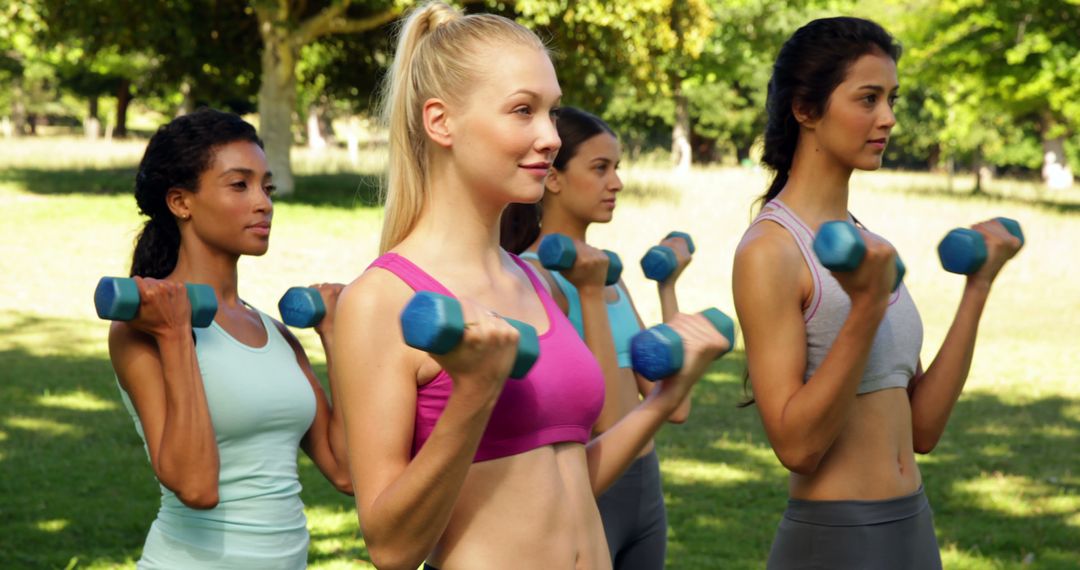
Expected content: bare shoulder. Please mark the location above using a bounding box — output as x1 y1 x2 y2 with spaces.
338 266 418 322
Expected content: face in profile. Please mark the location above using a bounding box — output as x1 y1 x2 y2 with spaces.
549 132 623 224
804 50 899 172
448 43 563 205
172 140 275 257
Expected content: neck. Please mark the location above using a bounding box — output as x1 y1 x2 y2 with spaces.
775 131 853 228
404 160 507 272
169 239 241 306
535 197 589 246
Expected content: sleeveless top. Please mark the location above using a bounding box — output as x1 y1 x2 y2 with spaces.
751 199 923 394
118 308 316 568
519 251 643 368
368 252 606 462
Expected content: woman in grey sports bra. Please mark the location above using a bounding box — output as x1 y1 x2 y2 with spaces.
732 18 1023 569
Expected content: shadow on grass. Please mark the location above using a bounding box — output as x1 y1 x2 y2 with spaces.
0 168 382 210
660 355 1080 568
2 313 1076 568
893 184 1080 215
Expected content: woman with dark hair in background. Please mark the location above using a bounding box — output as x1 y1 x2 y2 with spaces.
502 106 692 569
732 18 1021 568
108 108 351 569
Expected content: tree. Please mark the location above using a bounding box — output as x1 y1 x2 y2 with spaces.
251 0 401 196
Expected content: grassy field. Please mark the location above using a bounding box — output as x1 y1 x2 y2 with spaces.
1 138 1077 569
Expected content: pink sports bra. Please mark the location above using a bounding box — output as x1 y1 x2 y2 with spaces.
367 252 606 462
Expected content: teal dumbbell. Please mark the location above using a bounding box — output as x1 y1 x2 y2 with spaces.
630 308 735 381
938 217 1024 275
278 287 326 328
537 233 622 286
399 291 540 379
813 221 905 292
94 276 217 328
641 231 695 282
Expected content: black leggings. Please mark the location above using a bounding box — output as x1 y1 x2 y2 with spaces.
767 486 942 569
597 449 668 569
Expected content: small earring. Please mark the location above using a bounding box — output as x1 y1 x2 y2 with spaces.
181 214 190 220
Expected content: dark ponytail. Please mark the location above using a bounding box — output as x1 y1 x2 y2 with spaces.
758 17 902 209
130 108 262 277
500 107 616 253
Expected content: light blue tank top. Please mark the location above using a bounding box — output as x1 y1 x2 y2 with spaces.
118 308 316 569
752 199 923 394
521 251 642 368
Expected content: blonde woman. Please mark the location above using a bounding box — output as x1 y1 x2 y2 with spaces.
332 3 727 569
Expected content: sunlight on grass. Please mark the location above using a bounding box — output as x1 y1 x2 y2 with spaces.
661 457 759 485
940 543 1017 569
952 474 1079 519
35 518 70 533
5 416 80 436
37 390 118 412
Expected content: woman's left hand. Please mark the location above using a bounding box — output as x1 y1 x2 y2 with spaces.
310 283 346 337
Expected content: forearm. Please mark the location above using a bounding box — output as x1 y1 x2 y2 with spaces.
586 391 675 495
319 331 350 469
580 286 630 432
362 388 497 568
155 330 220 502
658 282 679 322
910 281 990 451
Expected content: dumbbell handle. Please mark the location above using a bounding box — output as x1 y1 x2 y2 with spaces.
630 308 735 381
938 217 1024 275
94 276 217 328
813 221 905 292
537 234 622 286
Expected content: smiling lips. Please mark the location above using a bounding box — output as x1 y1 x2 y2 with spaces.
520 161 551 177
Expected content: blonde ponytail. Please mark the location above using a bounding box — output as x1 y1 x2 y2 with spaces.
377 1 546 253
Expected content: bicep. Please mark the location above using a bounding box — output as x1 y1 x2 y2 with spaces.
732 234 809 441
333 274 422 516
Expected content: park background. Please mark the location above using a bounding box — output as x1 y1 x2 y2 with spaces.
1 0 1077 568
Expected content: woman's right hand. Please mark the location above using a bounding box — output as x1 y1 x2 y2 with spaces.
558 238 611 291
652 312 729 404
658 234 693 283
829 230 897 312
430 299 522 401
129 277 194 339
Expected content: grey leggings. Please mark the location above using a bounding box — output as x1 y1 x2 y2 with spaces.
767 486 942 569
597 449 668 570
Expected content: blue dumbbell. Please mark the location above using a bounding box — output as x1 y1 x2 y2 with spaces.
94 276 217 328
537 233 622 286
938 217 1024 275
630 308 736 381
399 291 540 379
278 287 326 328
641 231 696 282
813 221 905 292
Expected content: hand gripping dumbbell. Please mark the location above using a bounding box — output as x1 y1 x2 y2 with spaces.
630 308 736 381
399 291 540 379
94 276 217 328
640 231 695 282
278 287 326 328
813 221 906 292
537 233 623 286
937 217 1024 275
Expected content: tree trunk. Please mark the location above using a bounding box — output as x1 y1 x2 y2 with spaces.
671 78 691 173
115 79 132 138
972 148 983 195
258 28 298 196
177 79 195 117
85 96 101 140
11 83 27 137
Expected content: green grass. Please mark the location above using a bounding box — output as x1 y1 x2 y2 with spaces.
1 139 1077 569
